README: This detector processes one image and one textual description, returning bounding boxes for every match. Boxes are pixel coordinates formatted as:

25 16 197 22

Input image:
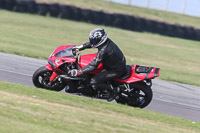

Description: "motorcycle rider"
72 28 126 101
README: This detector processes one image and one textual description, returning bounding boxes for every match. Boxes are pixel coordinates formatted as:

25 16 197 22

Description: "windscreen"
54 47 75 57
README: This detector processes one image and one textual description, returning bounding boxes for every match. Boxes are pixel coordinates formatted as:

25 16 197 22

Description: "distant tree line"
0 0 200 41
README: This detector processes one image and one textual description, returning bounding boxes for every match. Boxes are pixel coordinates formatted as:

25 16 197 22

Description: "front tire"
32 66 66 91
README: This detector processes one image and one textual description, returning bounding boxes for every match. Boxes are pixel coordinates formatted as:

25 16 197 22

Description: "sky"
107 0 200 17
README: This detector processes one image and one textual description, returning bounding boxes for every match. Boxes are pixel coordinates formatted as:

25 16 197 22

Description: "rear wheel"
32 66 66 91
116 82 153 108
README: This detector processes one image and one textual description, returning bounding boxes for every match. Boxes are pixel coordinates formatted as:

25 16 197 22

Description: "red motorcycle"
32 45 160 108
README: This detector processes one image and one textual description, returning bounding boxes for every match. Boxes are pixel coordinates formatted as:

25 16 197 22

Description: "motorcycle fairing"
114 65 160 83
79 54 104 74
49 45 75 58
49 57 76 68
45 64 54 71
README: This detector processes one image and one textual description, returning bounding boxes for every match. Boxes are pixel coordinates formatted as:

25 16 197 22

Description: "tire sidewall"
32 66 65 91
129 82 153 108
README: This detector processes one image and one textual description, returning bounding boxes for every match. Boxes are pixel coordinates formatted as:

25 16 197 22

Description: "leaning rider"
72 28 127 101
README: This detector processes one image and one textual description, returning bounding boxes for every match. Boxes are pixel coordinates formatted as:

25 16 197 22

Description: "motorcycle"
32 45 160 108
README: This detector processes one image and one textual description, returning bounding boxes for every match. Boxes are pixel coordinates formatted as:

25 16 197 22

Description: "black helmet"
89 28 108 48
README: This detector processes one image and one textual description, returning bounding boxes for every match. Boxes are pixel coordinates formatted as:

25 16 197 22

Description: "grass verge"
0 10 200 86
37 0 200 29
0 80 200 133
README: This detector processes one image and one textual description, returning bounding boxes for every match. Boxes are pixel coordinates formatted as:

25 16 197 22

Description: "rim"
129 89 146 106
38 71 62 90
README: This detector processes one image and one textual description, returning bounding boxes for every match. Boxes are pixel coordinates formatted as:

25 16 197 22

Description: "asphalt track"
0 52 200 122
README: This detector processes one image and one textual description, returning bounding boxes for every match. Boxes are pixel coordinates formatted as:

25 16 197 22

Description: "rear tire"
116 82 153 108
32 66 66 91
129 82 153 108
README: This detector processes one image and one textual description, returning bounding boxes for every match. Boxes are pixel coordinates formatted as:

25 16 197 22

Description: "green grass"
37 0 200 29
0 10 200 86
0 80 200 133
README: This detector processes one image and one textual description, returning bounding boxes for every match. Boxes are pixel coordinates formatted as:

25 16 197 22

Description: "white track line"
0 68 32 77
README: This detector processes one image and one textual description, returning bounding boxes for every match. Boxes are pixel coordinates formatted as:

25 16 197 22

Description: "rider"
72 28 127 101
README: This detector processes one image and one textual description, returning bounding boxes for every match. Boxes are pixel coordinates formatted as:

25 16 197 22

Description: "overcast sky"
108 0 200 17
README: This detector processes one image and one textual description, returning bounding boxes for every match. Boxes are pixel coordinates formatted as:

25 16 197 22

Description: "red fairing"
50 45 75 57
48 45 76 70
46 45 104 82
78 53 104 74
48 57 76 68
114 65 160 83
45 64 53 71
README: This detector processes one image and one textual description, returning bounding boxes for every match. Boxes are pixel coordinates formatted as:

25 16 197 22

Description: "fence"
0 0 200 41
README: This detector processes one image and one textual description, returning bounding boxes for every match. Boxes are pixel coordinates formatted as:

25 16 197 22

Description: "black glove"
73 45 84 51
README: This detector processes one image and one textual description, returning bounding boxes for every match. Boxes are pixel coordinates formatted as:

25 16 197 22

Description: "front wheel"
116 82 153 108
32 66 66 91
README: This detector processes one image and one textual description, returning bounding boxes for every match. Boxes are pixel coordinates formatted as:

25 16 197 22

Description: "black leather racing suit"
80 38 126 91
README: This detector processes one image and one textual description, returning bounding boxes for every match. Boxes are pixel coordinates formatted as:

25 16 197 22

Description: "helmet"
89 28 108 48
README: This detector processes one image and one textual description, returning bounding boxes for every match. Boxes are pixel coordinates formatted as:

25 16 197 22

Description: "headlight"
48 60 56 69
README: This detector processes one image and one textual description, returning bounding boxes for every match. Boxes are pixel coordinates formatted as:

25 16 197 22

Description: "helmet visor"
89 36 96 47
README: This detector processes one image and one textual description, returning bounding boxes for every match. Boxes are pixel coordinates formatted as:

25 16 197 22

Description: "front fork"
45 64 59 82
50 72 58 82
